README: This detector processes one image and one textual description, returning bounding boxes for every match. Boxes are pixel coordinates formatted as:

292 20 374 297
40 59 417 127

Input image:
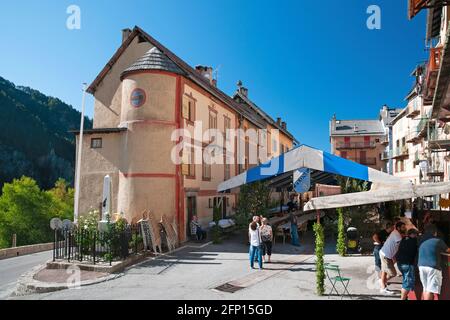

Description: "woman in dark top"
373 222 393 273
396 229 419 300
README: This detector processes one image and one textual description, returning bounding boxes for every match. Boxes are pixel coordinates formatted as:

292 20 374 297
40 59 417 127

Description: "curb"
12 263 123 297
12 252 152 297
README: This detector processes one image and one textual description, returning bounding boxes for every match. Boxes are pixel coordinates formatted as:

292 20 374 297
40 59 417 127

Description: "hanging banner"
293 168 311 193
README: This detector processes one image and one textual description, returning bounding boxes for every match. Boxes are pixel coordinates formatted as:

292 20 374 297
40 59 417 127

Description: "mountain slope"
0 76 92 189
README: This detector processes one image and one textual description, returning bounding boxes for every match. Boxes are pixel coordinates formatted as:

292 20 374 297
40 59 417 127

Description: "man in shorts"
418 224 450 300
379 221 406 295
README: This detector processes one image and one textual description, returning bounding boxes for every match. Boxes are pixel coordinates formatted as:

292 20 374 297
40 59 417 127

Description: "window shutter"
182 100 189 119
181 145 189 175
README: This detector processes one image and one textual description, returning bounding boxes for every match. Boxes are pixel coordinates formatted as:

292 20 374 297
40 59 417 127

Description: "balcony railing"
408 0 430 19
335 142 376 150
347 157 377 166
406 101 420 118
381 151 391 160
391 146 409 159
424 47 443 103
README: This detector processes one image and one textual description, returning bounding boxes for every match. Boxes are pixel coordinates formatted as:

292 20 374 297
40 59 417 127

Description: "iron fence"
52 224 143 265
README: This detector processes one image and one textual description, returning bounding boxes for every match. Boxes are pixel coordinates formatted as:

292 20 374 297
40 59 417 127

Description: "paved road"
10 232 398 300
0 251 52 299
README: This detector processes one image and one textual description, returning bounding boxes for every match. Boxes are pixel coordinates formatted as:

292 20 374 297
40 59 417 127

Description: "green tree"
337 176 370 194
336 208 346 256
46 178 74 220
235 181 271 227
0 176 72 248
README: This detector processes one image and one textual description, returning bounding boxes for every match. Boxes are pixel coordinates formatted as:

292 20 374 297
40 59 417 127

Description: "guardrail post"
12 234 17 248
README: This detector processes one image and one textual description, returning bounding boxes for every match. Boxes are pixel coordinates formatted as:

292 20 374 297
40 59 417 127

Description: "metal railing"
52 224 142 265
336 141 376 149
347 157 377 165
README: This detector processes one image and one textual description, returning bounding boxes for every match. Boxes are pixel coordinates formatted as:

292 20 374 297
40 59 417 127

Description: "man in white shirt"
379 221 406 294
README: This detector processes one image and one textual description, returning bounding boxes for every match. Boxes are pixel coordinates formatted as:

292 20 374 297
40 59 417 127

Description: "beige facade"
75 27 296 242
329 113 388 171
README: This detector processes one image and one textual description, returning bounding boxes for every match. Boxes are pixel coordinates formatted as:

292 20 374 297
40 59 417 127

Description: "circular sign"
50 218 63 230
130 88 146 108
62 219 74 231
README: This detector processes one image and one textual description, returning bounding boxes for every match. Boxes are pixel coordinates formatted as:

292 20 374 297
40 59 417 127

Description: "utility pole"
73 83 87 224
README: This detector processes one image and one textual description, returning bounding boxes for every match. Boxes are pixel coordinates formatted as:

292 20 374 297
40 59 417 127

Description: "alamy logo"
170 123 282 172
367 5 381 30
66 5 81 30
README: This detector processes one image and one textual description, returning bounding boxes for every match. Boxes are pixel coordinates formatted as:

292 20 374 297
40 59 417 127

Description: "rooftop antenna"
213 64 221 82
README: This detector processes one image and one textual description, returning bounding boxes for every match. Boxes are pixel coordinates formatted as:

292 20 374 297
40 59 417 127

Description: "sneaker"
380 288 395 295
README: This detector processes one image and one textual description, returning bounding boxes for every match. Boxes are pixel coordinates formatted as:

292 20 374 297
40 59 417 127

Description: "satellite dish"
62 219 74 231
50 218 63 230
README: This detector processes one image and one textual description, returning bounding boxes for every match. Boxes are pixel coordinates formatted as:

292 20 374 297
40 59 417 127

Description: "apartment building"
329 106 401 171
74 26 296 242
408 1 450 190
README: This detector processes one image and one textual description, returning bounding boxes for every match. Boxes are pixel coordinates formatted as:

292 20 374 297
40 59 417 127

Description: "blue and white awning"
217 144 409 192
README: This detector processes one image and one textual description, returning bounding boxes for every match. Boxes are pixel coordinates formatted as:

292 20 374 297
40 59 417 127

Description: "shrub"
313 222 325 296
336 208 346 256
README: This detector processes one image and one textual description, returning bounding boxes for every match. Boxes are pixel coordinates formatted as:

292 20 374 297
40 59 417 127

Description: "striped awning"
217 144 409 192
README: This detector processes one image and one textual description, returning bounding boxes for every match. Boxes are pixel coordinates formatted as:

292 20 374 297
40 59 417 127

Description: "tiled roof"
331 119 385 136
121 47 185 77
87 26 298 142
233 91 296 140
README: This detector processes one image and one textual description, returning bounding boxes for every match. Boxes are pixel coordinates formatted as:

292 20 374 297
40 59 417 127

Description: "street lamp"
73 83 88 224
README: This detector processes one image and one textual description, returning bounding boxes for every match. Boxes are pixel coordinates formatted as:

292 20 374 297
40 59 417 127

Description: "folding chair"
324 264 352 299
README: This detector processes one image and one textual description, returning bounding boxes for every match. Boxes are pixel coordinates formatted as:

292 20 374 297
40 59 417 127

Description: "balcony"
414 150 427 165
406 103 420 119
424 47 443 105
429 139 450 151
381 150 392 161
406 131 420 144
380 137 389 146
416 117 431 139
408 0 444 19
427 168 445 178
347 157 377 166
392 146 409 159
335 141 376 150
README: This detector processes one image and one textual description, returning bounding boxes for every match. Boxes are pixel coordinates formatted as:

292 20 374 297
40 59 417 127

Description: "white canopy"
303 181 450 211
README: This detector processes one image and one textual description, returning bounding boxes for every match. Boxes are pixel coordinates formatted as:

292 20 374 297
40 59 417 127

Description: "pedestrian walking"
249 221 263 269
288 211 300 246
395 229 418 300
260 218 273 263
379 221 407 294
372 222 394 273
418 224 450 300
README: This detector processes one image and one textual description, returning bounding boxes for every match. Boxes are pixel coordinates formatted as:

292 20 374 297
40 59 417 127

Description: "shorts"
380 251 397 277
398 264 415 291
419 266 443 294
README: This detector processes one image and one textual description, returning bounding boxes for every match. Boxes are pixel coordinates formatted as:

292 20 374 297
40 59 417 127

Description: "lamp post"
74 83 87 224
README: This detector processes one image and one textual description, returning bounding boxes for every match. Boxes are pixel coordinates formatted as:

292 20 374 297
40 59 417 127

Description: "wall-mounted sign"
130 88 146 108
293 168 311 194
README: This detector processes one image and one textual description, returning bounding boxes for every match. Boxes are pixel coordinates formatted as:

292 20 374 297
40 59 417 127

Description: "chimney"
236 80 248 97
195 65 214 85
122 28 132 43
281 122 287 130
277 118 282 126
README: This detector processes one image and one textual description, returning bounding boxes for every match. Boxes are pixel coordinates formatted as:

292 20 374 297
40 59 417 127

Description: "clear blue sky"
0 0 427 151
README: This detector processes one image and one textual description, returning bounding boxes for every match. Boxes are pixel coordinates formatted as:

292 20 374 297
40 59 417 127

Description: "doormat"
214 283 245 293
